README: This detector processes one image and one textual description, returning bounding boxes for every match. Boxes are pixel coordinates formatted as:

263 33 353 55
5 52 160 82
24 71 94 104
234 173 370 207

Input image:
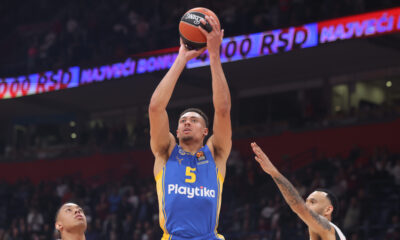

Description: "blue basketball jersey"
155 144 225 240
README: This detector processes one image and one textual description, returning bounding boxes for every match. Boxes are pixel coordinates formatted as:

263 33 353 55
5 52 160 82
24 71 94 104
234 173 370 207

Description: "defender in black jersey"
251 142 346 240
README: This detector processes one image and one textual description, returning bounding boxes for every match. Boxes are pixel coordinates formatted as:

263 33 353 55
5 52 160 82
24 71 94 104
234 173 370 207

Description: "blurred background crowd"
0 146 398 240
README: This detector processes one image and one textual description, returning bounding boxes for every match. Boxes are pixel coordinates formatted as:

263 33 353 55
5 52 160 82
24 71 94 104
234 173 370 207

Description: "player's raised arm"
199 16 232 166
251 142 335 237
148 40 205 157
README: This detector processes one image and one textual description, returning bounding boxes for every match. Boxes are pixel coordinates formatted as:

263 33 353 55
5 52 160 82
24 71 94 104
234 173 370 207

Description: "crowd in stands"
1 95 399 162
0 146 398 240
1 0 398 76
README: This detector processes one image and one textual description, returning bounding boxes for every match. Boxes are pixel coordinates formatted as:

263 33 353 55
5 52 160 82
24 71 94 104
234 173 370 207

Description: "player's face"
55 203 87 233
177 112 208 142
305 191 332 217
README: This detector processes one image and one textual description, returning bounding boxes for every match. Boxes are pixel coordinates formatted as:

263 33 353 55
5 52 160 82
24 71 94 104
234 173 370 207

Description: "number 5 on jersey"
185 167 196 183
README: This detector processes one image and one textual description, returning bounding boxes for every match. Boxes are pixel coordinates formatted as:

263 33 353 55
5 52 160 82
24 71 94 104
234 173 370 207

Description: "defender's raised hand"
251 142 279 176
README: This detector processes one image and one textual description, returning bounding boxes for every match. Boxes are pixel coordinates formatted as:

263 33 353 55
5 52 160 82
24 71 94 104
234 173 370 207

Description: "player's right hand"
178 38 205 62
198 15 223 58
251 142 279 176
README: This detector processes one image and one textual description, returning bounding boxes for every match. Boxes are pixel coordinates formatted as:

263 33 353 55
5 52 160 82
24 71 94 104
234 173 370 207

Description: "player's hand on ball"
179 38 206 62
251 142 278 175
198 16 223 57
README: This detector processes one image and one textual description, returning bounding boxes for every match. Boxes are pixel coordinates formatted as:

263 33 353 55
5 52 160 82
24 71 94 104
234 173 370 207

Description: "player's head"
305 189 338 221
55 202 87 237
177 108 209 143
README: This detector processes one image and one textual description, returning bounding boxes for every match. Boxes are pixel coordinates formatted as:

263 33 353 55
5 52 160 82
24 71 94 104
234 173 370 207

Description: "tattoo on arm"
307 208 332 230
272 176 303 206
272 175 332 231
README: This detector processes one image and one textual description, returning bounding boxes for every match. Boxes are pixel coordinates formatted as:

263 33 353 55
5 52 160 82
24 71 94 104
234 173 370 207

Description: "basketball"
179 7 221 50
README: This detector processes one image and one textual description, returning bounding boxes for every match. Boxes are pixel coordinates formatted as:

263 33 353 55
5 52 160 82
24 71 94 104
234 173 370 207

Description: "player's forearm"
149 56 186 111
271 171 333 232
210 55 231 113
270 171 305 210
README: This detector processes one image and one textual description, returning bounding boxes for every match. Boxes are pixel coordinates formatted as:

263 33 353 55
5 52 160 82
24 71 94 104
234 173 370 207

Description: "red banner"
318 7 400 43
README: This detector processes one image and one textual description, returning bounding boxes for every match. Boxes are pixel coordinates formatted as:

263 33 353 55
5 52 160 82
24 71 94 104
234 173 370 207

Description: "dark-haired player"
251 142 346 240
55 202 87 240
149 15 231 240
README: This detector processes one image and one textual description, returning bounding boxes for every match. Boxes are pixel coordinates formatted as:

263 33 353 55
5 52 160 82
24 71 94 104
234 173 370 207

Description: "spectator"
343 196 361 235
26 208 44 233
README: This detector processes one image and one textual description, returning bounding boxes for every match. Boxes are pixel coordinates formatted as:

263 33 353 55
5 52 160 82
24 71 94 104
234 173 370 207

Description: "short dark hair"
179 108 209 128
315 188 339 219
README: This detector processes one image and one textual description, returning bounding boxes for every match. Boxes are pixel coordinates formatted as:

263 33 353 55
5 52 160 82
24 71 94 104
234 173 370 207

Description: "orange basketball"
179 7 221 50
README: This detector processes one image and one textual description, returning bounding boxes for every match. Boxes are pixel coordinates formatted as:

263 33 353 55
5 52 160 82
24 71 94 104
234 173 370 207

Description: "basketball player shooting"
149 14 231 240
251 142 346 240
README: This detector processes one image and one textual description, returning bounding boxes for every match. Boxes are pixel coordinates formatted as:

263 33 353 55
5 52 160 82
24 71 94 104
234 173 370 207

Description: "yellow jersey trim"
156 167 170 238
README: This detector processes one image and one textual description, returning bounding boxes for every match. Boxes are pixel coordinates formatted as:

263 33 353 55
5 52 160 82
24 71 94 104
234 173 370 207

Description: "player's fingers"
253 148 262 158
251 142 263 156
252 147 260 156
187 46 205 57
253 144 261 154
254 144 265 156
200 17 213 33
251 142 255 150
206 15 218 32
197 25 208 37
197 47 206 54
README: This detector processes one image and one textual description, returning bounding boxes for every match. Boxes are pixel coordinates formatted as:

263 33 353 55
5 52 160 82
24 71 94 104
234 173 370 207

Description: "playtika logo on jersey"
168 184 216 198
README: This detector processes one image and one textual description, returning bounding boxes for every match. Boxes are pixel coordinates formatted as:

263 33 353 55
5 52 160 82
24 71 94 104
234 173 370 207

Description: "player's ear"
55 222 62 231
325 205 333 216
203 128 208 136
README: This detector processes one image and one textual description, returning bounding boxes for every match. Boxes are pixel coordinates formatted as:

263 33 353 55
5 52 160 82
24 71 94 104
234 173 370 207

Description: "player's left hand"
178 38 206 62
198 15 223 58
251 142 279 176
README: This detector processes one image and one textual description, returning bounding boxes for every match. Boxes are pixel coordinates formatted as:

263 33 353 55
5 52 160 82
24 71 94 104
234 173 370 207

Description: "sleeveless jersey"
330 222 346 240
155 145 225 240
309 222 346 240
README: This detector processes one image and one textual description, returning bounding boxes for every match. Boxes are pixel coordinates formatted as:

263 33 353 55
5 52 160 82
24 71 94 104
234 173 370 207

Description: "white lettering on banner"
187 23 318 69
167 184 216 199
0 67 80 99
319 12 397 43
80 58 136 85
136 53 178 74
